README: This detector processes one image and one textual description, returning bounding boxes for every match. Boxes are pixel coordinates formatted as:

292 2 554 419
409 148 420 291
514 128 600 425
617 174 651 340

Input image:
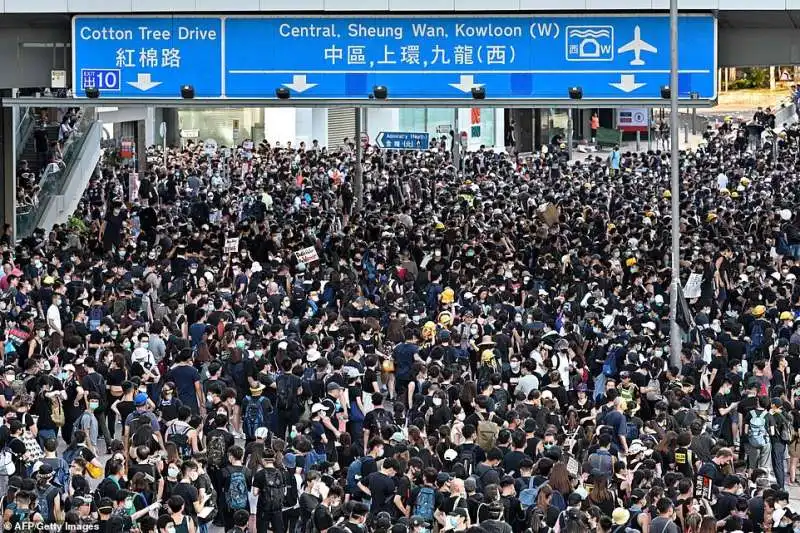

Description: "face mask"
510 362 520 371
37 331 45 339
289 428 298 440
168 466 180 478
447 517 459 530
254 350 263 358
433 398 442 406
89 401 99 411
236 340 247 349
34 261 42 269
5 374 14 382
456 413 466 422
122 341 131 350
140 342 149 350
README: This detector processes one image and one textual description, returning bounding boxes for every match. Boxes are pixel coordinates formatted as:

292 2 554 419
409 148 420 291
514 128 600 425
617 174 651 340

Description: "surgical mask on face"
4 374 14 382
236 340 247 349
510 362 520 371
140 342 149 350
447 517 459 530
122 341 131 350
254 350 263 358
290 428 298 440
433 397 442 406
37 331 45 339
34 260 42 269
168 466 180 478
456 412 466 422
89 401 99 411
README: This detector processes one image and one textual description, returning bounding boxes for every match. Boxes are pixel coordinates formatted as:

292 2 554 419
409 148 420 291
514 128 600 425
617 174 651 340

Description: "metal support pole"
453 108 461 171
692 108 697 135
354 108 364 213
636 130 641 152
684 110 689 144
669 0 682 367
647 110 653 151
567 110 574 161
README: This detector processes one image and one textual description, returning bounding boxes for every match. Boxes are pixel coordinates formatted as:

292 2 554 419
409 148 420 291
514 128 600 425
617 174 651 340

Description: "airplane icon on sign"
617 26 657 65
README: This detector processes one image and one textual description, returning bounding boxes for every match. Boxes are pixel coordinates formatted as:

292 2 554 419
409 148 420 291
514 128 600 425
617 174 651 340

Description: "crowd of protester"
0 113 800 533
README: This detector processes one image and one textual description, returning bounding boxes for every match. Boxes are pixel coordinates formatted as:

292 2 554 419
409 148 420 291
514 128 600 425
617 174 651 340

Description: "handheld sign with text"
224 237 240 254
295 246 319 264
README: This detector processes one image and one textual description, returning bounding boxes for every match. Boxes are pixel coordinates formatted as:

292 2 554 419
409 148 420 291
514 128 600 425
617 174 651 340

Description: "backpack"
226 469 249 511
93 476 121 507
130 414 154 446
43 457 70 491
413 486 436 521
207 432 227 468
276 377 296 412
243 396 266 440
36 486 54 522
476 412 499 451
457 446 477 476
50 397 65 427
626 422 640 442
748 410 768 447
370 408 395 434
346 456 375 494
749 321 766 357
602 346 621 377
73 412 92 436
779 412 795 444
491 388 510 414
304 449 325 474
262 468 285 512
588 449 613 476
167 425 192 458
89 306 104 332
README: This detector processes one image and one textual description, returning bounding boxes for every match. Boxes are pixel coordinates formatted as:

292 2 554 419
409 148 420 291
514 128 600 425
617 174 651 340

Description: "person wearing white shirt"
46 293 62 336
717 171 728 190
515 360 540 397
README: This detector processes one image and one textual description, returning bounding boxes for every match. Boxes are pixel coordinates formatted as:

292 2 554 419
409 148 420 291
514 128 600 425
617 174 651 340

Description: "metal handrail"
14 107 35 160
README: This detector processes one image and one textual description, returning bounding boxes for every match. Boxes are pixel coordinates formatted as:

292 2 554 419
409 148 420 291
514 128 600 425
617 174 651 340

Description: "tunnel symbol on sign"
565 26 614 61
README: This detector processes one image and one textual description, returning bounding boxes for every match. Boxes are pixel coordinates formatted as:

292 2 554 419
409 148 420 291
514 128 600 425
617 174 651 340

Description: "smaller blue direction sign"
376 132 430 150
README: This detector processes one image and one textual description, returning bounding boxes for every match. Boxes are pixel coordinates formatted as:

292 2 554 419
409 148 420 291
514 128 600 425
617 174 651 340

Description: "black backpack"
276 376 297 412
130 414 154 447
262 468 285 513
167 424 192 458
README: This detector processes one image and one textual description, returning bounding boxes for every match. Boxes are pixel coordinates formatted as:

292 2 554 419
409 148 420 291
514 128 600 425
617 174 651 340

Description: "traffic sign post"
376 132 430 150
73 15 716 102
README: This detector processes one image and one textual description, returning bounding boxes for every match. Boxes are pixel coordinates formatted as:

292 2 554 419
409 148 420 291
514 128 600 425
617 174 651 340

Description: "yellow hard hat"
422 321 437 341
753 305 766 317
740 177 751 187
663 190 671 198
720 188 730 195
440 287 455 304
707 212 718 222
437 311 453 326
626 257 637 267
731 191 739 198
434 222 445 231
481 349 495 363
780 311 793 321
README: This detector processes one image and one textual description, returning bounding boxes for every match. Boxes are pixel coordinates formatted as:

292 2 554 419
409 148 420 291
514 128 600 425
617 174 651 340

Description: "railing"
16 115 95 237
14 107 35 160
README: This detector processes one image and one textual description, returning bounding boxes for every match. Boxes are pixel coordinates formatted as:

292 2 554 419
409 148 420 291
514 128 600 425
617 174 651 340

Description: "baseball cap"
310 403 326 414
410 516 431 528
326 382 343 392
254 427 270 440
134 392 148 406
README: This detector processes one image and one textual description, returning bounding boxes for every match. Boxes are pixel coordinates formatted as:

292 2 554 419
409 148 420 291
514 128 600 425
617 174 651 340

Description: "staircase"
18 124 60 176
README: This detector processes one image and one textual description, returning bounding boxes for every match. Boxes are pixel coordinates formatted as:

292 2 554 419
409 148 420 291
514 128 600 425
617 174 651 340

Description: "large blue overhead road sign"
73 17 222 98
73 15 716 101
226 15 715 100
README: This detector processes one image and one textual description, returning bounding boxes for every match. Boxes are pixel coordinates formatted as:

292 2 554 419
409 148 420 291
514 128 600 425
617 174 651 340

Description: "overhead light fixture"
568 86 583 100
85 87 100 99
660 86 671 99
471 87 485 100
180 85 195 99
276 87 290 99
373 85 388 99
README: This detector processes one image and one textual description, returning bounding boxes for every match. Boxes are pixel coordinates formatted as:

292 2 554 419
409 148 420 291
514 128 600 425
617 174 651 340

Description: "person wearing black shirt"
358 458 399 516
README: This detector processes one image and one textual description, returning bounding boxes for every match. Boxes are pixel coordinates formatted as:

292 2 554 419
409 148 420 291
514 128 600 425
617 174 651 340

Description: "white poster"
295 246 320 264
224 237 240 254
683 272 703 299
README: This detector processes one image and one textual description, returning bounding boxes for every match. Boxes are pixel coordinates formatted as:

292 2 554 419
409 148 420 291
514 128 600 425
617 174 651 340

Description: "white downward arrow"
609 74 646 93
127 73 162 92
283 74 317 93
449 74 483 93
